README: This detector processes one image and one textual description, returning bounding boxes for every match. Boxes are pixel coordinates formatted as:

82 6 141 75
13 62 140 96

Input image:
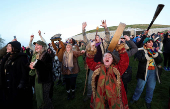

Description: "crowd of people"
0 20 170 109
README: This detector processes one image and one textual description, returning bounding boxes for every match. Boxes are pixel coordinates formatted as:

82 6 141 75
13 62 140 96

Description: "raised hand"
144 30 149 35
12 38 17 42
124 35 130 41
38 30 41 36
30 35 34 41
100 20 107 29
82 22 87 30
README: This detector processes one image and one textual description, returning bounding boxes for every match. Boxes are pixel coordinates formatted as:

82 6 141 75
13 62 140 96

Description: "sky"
0 0 169 46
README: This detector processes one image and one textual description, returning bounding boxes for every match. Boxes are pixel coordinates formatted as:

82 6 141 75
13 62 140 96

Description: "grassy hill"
76 24 170 35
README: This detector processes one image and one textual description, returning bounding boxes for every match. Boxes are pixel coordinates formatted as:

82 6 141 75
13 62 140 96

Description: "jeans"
87 70 93 97
132 70 157 103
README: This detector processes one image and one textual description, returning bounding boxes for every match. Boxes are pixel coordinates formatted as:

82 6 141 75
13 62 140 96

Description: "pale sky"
0 0 169 46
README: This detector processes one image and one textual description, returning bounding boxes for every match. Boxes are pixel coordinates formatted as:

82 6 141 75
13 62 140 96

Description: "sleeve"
136 35 146 48
114 48 129 76
73 51 84 58
136 50 148 62
34 53 53 82
19 56 30 85
51 41 58 51
82 29 89 45
163 32 168 44
29 40 35 51
86 56 98 71
153 53 163 65
104 27 110 44
40 35 47 46
59 41 66 51
127 40 138 57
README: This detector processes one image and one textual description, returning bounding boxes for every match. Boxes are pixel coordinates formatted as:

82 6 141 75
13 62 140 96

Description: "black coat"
34 52 53 84
0 52 31 109
163 32 170 53
135 49 163 82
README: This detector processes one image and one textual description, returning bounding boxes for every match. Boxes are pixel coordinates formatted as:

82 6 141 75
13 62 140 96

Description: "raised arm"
59 40 66 51
51 41 58 51
38 30 47 46
114 44 129 76
124 35 138 57
29 35 35 51
82 22 89 45
100 20 110 44
85 41 98 71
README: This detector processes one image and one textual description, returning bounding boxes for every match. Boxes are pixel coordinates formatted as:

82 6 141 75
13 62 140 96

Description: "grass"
33 55 170 109
76 24 170 35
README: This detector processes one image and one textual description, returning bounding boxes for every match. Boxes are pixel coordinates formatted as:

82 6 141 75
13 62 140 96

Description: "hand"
82 22 87 30
29 62 35 69
38 30 41 36
155 47 159 51
100 20 107 29
26 46 29 49
12 38 17 42
18 83 25 89
81 50 85 54
30 35 34 41
118 39 121 44
144 30 149 35
124 35 130 41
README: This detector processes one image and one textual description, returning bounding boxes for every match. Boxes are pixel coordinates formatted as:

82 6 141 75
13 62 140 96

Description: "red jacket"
86 48 129 109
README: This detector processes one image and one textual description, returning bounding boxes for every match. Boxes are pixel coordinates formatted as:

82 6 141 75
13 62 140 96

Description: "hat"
143 38 154 44
8 41 21 51
33 40 47 47
120 36 125 39
50 34 62 41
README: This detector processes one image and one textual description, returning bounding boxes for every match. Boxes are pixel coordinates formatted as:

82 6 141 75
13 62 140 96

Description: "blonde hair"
35 46 47 59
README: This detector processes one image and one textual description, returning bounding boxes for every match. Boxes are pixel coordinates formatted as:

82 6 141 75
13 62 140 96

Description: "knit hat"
8 41 21 51
33 40 47 47
143 38 154 44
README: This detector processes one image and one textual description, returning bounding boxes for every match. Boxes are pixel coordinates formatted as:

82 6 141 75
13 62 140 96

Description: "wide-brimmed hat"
33 40 47 47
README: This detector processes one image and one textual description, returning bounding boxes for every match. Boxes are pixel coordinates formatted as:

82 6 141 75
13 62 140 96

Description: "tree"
0 35 5 49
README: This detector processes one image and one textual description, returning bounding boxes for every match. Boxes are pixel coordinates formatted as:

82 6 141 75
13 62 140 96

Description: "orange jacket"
52 41 65 62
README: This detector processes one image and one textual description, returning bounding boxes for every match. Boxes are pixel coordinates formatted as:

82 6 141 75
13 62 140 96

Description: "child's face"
103 53 113 68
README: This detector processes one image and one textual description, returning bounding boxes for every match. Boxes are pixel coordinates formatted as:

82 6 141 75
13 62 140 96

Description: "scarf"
144 46 158 56
92 64 123 109
63 50 74 71
96 42 101 47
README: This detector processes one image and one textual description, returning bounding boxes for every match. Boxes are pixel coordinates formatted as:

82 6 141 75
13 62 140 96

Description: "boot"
71 91 75 99
67 93 70 100
67 90 70 100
